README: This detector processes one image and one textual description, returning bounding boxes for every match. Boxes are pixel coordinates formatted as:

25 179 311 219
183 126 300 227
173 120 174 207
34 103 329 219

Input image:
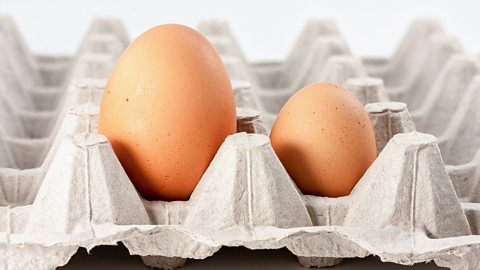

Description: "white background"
0 1 472 269
0 0 479 61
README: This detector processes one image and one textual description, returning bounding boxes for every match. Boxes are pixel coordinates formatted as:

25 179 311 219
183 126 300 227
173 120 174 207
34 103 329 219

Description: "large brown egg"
270 83 376 197
98 24 237 201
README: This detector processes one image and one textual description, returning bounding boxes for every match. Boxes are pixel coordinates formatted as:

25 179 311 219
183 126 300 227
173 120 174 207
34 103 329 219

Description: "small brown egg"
270 83 377 197
98 24 237 201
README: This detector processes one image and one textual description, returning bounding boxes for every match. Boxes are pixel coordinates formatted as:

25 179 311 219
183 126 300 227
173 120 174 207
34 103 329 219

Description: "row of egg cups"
0 53 114 134
0 35 127 170
0 24 124 128
0 30 125 111
2 95 480 269
0 25 125 121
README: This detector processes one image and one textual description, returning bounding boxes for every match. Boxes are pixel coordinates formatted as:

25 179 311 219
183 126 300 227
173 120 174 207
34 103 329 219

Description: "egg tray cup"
1 17 480 270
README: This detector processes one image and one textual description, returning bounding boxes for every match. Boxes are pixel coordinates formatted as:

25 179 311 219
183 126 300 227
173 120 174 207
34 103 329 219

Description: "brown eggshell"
270 83 377 197
98 24 237 201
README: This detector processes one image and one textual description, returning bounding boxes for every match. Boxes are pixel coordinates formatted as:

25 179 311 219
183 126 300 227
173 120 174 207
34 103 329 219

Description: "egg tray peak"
1 16 480 270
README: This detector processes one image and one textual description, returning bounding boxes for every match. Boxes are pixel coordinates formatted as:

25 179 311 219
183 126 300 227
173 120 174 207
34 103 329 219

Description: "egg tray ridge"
1 17 480 270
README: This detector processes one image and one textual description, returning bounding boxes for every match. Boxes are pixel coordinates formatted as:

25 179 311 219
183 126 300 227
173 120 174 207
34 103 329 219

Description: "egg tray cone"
1 16 480 270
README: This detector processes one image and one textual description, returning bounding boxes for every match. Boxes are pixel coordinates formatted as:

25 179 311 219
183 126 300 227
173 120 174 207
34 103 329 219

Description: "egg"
98 24 237 201
270 83 376 197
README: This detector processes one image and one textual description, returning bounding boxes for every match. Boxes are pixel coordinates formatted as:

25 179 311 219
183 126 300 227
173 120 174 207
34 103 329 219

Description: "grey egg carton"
1 16 480 270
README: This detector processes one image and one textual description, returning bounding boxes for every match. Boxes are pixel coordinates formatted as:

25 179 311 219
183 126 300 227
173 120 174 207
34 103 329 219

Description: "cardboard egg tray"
1 16 480 270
